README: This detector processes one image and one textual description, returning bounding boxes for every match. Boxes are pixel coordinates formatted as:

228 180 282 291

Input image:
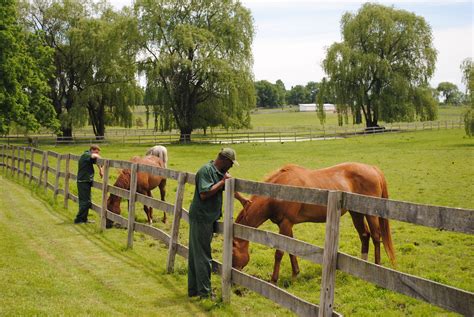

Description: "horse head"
107 194 121 215
232 201 253 270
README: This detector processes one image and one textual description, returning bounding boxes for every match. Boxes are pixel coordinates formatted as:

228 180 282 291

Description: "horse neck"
235 196 270 228
115 171 130 189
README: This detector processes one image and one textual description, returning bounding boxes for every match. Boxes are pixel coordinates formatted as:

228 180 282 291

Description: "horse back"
266 162 385 198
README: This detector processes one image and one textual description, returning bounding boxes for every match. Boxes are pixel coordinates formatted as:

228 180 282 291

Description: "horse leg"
349 211 371 261
271 221 299 283
365 215 382 264
146 190 153 225
159 179 167 223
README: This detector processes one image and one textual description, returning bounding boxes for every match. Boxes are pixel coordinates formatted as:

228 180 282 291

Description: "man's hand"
99 166 104 179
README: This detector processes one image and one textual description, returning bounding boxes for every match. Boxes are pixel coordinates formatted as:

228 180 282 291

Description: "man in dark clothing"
187 148 249 299
74 145 103 224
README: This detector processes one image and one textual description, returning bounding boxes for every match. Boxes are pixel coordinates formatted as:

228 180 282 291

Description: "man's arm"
200 177 227 200
91 153 104 178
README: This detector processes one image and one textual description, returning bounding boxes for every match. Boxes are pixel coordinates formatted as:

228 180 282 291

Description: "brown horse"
106 155 167 228
232 162 396 283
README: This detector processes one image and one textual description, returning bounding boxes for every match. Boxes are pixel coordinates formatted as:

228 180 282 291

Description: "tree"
461 58 473 136
320 3 437 127
71 6 140 137
0 0 59 135
275 79 286 106
437 82 461 105
305 81 319 103
135 0 255 142
287 85 308 105
255 80 280 108
22 0 138 138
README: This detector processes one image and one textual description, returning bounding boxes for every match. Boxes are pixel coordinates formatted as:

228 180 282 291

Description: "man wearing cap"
74 145 103 224
188 147 249 299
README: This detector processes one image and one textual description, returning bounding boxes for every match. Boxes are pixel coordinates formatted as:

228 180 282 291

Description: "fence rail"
0 120 465 146
0 144 473 316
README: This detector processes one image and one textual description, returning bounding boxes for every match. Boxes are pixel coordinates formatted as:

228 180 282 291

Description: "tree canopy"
437 82 462 105
135 0 255 142
23 0 140 138
320 3 438 127
0 0 59 135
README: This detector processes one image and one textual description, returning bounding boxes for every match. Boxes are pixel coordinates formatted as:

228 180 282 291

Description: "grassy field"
1 128 473 316
69 105 468 134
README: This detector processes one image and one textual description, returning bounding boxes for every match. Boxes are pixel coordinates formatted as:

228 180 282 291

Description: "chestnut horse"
232 162 396 283
106 155 167 228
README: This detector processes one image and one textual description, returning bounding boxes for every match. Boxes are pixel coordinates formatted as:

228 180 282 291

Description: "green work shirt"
189 161 225 223
77 150 97 182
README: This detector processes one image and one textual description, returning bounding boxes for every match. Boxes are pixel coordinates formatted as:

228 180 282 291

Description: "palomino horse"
106 155 167 228
232 162 396 283
146 145 168 168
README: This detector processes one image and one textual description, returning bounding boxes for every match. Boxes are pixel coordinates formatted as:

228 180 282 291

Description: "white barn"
299 103 336 113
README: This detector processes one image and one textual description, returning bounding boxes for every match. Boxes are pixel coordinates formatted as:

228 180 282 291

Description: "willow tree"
135 0 255 142
71 7 140 137
1 0 59 135
320 3 437 128
22 0 139 138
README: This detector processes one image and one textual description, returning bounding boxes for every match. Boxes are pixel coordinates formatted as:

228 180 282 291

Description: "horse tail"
378 170 397 267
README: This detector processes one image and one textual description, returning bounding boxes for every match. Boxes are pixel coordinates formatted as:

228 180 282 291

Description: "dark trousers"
188 220 214 297
74 181 92 223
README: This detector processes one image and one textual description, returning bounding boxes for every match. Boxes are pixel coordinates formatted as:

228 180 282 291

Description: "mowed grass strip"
0 175 294 316
0 175 204 316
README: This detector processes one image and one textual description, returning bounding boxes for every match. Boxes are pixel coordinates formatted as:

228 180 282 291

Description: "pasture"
1 128 473 316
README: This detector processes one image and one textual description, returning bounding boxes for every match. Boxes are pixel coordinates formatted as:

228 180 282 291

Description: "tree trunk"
59 127 73 142
179 127 192 143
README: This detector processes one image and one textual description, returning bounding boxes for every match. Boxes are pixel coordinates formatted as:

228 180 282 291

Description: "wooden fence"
0 144 473 316
0 119 465 146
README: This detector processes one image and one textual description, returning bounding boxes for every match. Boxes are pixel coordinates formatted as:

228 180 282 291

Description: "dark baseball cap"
219 148 239 166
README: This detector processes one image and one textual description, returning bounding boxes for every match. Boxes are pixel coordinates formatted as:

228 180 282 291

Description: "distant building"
298 103 336 113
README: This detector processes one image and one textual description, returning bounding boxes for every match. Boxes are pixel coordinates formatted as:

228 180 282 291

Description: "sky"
110 0 473 91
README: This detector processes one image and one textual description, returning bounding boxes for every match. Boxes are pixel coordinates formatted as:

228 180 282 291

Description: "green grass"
69 104 468 133
2 128 473 316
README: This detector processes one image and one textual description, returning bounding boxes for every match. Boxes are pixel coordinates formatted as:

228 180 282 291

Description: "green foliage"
255 80 282 108
321 3 437 127
460 58 474 136
437 82 463 105
135 0 256 142
286 85 308 105
21 0 139 137
0 0 59 135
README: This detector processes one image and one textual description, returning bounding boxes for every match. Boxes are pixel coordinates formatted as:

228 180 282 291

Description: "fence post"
29 148 34 183
127 163 138 249
100 160 110 231
22 147 27 181
44 151 49 191
11 146 15 176
222 177 235 303
17 146 21 177
64 154 70 209
1 144 5 173
54 154 62 199
318 191 342 317
166 172 188 273
38 151 46 185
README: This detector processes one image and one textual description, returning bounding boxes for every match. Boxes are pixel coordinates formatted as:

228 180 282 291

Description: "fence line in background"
0 120 465 146
0 144 472 316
